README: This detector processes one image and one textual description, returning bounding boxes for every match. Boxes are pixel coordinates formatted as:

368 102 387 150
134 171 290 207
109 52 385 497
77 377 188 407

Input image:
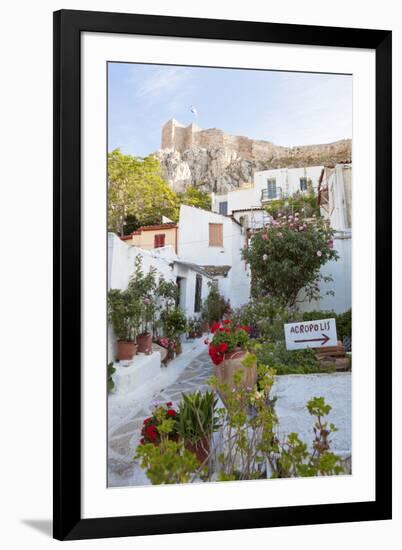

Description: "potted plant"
137 297 155 354
177 391 220 463
139 402 179 445
128 257 157 354
207 320 257 392
201 282 231 329
108 288 141 361
161 307 187 356
187 317 198 340
195 319 206 338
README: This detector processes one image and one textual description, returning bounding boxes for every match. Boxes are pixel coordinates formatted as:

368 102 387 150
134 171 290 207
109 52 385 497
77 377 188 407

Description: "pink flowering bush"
242 215 338 306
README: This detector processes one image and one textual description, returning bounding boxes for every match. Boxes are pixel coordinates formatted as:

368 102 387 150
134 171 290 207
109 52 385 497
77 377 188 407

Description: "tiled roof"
136 223 178 231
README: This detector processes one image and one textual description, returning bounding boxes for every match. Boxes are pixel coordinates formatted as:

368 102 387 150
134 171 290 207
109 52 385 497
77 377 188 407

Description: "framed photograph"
53 9 392 541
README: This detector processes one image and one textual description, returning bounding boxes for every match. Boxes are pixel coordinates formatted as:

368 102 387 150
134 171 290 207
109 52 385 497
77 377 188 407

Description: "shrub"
201 282 231 324
336 308 352 340
242 216 338 307
161 307 187 339
302 308 352 341
255 341 320 375
231 297 302 342
264 189 320 220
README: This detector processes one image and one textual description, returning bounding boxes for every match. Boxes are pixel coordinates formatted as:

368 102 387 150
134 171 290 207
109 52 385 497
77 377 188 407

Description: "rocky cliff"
156 122 351 193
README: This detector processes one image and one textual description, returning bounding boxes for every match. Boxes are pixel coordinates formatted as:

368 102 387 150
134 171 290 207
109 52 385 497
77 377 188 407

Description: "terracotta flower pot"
214 348 257 391
136 332 153 355
185 437 210 464
117 341 137 361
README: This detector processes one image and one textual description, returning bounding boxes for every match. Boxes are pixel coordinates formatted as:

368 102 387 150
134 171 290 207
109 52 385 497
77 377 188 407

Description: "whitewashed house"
108 233 214 361
300 163 352 313
212 166 324 230
211 165 352 314
177 205 251 308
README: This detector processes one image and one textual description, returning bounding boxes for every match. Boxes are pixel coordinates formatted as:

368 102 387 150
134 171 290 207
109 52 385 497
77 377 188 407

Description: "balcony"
261 188 284 202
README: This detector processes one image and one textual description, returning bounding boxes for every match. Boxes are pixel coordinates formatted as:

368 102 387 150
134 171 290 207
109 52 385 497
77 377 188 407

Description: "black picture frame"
53 9 392 541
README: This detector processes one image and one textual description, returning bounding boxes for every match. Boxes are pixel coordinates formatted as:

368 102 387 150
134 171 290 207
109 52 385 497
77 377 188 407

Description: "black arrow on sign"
294 333 330 346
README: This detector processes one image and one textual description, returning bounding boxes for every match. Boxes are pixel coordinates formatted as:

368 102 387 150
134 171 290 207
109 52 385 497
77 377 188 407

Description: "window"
219 201 228 215
300 177 308 191
194 275 202 313
154 234 165 248
209 223 223 247
267 178 277 199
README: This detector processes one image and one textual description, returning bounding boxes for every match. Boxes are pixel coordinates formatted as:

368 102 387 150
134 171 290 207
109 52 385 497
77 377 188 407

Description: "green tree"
177 185 212 211
108 149 179 234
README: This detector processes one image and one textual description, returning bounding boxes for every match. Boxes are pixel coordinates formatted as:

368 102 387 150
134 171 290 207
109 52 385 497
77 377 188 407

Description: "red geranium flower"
167 409 176 417
166 402 172 407
145 425 158 441
143 417 152 425
219 342 228 353
223 319 231 325
210 322 220 333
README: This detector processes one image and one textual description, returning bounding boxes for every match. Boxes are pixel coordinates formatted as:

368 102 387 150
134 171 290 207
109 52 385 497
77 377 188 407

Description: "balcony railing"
261 188 284 202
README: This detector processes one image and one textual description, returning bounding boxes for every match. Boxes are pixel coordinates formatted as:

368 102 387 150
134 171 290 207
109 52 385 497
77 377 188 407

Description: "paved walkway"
108 349 213 487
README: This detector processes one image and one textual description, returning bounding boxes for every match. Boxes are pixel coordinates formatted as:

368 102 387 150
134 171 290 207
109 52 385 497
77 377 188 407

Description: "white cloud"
133 66 192 99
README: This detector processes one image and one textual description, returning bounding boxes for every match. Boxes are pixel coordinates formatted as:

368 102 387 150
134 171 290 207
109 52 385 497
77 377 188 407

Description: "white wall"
108 235 212 359
254 166 324 200
178 205 251 307
299 231 352 314
212 166 324 215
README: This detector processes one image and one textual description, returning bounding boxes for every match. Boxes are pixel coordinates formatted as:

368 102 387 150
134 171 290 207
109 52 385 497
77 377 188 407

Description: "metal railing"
261 187 284 201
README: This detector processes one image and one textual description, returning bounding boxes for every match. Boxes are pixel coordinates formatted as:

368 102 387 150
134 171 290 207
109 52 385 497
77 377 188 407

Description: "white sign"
284 318 338 351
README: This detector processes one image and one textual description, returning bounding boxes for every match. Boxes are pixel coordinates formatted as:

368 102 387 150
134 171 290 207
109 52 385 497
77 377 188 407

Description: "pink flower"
261 234 268 240
299 226 304 231
316 250 322 257
327 240 334 249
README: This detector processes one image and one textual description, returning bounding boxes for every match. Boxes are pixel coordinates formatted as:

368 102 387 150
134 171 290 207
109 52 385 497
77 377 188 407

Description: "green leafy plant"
255 341 321 375
107 362 116 393
108 150 179 234
209 366 344 481
231 297 302 341
273 397 343 477
264 189 320 220
127 256 157 334
302 308 351 341
242 215 338 307
201 282 231 325
177 185 212 211
161 307 187 339
135 439 200 485
177 391 221 445
107 288 142 341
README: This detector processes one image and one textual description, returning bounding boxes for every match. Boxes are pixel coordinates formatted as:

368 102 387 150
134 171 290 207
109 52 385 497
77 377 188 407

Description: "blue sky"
108 62 352 157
